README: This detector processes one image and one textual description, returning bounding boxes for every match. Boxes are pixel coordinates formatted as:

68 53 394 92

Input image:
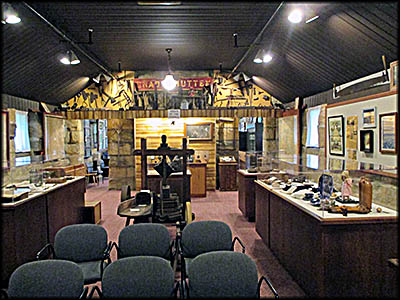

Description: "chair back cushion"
8 259 84 298
54 224 108 262
118 223 171 259
188 251 258 298
181 221 232 257
102 256 175 298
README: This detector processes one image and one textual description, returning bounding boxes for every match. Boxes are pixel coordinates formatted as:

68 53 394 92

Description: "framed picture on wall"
359 130 374 153
184 122 214 141
328 115 344 156
362 107 377 128
379 112 397 154
390 60 398 90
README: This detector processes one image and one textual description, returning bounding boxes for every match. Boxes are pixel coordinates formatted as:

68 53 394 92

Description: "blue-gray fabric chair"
8 259 87 298
179 221 245 285
186 251 278 298
98 256 178 298
114 223 173 261
37 224 112 285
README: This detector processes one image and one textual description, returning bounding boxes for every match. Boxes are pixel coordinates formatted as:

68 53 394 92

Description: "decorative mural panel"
63 71 278 111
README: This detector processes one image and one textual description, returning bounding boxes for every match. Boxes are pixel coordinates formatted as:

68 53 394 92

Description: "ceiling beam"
22 1 117 80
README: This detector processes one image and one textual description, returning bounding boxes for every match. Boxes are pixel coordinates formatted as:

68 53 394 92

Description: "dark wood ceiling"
1 1 397 104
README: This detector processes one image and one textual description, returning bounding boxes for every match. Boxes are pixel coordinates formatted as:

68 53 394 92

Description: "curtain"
14 111 31 152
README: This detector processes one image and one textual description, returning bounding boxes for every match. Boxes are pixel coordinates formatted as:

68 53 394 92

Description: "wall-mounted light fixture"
2 2 21 24
288 9 303 23
161 48 178 91
59 50 80 65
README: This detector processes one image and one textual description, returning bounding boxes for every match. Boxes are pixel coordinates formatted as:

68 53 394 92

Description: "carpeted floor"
86 179 306 298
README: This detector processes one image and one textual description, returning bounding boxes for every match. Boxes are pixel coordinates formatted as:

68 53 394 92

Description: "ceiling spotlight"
60 50 80 65
263 53 273 63
253 49 264 64
2 3 21 24
288 9 303 23
161 48 178 91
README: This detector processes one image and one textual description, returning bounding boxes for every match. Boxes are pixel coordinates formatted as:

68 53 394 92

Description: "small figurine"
341 170 352 201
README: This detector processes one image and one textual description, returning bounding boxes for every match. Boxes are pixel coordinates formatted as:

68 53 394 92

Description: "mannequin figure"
341 170 352 201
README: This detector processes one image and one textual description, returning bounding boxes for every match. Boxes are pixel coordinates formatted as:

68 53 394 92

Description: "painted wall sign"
134 77 213 91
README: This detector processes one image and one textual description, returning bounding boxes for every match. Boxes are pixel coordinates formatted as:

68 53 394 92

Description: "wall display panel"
44 113 65 161
327 92 397 168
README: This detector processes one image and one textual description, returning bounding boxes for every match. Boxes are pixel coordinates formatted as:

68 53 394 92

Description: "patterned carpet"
86 179 306 298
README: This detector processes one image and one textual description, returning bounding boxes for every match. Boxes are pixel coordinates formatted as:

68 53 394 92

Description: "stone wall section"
107 119 135 190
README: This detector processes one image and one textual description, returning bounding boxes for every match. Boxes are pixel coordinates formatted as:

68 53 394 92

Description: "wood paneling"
63 108 282 120
218 162 237 191
188 162 207 197
255 184 269 246
135 118 216 191
47 178 86 244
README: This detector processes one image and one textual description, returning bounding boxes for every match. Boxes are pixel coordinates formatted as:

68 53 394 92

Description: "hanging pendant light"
60 50 80 65
161 48 178 91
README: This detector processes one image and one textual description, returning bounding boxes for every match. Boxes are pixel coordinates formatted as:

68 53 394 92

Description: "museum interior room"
1 1 398 298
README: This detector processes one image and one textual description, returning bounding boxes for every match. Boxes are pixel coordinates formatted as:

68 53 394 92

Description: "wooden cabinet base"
255 181 398 297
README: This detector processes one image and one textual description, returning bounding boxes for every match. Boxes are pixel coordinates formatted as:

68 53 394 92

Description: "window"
14 110 31 166
306 107 321 148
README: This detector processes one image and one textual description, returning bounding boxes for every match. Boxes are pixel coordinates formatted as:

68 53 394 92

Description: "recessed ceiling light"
288 9 303 23
305 15 319 23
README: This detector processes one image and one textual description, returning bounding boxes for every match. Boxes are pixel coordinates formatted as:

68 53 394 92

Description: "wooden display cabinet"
218 157 237 191
188 161 207 197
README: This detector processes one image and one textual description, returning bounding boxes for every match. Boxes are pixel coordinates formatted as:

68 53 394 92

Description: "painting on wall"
328 157 345 170
379 112 397 154
346 116 358 149
184 122 214 141
359 130 374 153
328 115 344 156
362 107 377 128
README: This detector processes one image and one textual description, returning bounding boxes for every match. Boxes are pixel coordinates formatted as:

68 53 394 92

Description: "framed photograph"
184 122 214 141
362 107 377 128
2 111 10 169
379 112 397 154
328 115 344 156
359 130 374 153
390 60 398 90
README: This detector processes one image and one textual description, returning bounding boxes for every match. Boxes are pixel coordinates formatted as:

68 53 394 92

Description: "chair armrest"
1 288 8 299
36 243 55 260
232 236 245 253
173 281 180 298
79 286 89 299
257 276 279 298
88 285 102 298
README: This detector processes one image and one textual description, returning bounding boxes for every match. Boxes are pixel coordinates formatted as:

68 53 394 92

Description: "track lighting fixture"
253 49 273 64
2 3 21 24
59 50 80 65
161 48 178 91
